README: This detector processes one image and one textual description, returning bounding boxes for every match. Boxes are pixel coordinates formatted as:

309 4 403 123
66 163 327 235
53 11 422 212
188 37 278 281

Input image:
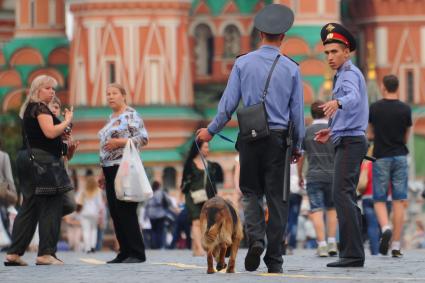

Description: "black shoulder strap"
284 54 299 65
236 53 247 59
21 118 34 160
262 54 281 101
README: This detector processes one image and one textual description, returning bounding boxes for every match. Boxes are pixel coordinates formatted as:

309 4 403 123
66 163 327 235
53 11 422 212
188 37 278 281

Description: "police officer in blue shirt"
197 4 304 274
315 23 368 267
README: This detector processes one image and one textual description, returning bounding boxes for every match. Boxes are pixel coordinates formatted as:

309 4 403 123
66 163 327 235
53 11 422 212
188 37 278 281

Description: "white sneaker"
317 245 328 257
328 242 338 257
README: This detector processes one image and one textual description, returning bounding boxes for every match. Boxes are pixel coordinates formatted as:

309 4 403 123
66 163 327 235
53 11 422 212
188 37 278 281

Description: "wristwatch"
336 99 342 109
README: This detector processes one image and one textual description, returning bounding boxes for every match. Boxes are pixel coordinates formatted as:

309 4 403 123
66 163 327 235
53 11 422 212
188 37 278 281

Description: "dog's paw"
207 268 215 274
216 262 227 271
226 268 235 273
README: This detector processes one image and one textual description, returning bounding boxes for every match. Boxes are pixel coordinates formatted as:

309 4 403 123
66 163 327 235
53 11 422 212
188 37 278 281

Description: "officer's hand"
319 100 339 118
314 128 331 144
196 128 213 142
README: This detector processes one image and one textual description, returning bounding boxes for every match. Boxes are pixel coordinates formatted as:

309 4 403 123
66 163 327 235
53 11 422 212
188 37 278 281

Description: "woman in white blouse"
98 83 148 264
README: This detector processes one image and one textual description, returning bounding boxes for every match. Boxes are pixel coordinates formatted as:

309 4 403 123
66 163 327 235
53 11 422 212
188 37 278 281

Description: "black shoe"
107 254 127 264
268 266 283 273
327 258 364 267
122 257 146 264
391 249 403 258
244 241 264 272
379 229 392 255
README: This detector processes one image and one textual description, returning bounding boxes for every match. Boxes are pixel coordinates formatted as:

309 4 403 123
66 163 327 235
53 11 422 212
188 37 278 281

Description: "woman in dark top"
181 140 218 256
4 75 73 266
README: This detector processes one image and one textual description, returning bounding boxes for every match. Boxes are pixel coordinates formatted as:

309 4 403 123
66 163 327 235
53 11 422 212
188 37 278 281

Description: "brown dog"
200 196 243 274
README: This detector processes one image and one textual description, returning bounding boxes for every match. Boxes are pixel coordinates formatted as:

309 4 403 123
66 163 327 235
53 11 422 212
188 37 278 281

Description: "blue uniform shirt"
207 45 305 149
330 59 368 143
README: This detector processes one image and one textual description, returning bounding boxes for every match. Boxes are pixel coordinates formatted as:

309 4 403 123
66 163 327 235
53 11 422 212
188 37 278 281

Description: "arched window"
250 28 260 50
162 167 177 190
30 0 36 27
194 24 214 76
223 25 241 58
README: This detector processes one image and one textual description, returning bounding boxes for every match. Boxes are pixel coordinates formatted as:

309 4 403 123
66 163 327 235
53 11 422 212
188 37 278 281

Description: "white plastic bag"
114 139 153 202
0 218 11 247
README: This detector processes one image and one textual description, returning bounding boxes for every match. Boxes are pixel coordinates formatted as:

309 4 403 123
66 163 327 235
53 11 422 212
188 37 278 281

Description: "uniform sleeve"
128 112 149 150
207 63 242 135
289 68 305 150
338 71 361 110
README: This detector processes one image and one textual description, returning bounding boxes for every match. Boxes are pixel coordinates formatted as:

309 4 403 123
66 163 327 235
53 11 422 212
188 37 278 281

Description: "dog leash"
194 133 235 198
195 140 217 198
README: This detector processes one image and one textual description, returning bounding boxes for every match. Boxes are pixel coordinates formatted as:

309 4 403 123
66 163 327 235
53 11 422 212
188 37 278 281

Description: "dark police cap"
254 4 294 35
321 23 356 52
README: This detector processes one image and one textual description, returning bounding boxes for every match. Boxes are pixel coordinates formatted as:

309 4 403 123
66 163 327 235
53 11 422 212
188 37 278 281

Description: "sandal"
4 255 28 267
36 255 64 265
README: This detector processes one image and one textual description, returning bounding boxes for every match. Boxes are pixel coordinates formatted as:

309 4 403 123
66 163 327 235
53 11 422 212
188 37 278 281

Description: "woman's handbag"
190 189 208 204
22 122 73 196
190 163 209 204
115 139 153 202
30 152 74 195
236 54 280 142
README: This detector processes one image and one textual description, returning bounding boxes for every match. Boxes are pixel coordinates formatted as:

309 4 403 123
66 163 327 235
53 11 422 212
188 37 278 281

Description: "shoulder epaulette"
344 64 352 71
236 53 247 59
283 54 299 65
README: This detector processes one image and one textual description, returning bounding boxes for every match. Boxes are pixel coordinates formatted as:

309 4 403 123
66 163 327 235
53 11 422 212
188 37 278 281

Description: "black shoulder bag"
236 54 280 142
23 120 73 196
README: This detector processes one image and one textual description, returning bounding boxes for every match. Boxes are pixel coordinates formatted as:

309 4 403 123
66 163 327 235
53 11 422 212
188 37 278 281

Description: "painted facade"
0 0 69 113
344 0 425 135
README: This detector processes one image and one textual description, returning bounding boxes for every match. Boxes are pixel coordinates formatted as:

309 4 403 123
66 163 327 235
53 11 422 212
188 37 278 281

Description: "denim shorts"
306 182 335 212
372 155 408 201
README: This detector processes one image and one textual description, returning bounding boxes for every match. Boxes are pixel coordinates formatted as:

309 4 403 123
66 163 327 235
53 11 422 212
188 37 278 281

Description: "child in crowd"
76 169 105 253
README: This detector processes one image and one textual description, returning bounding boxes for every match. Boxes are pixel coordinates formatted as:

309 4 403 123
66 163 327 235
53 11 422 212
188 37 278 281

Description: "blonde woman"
98 83 148 264
4 75 73 266
77 169 105 253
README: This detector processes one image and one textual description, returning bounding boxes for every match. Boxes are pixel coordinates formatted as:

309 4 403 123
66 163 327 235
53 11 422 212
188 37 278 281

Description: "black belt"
270 129 288 135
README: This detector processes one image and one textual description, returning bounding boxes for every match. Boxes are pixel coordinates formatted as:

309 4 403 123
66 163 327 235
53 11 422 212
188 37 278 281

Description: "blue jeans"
286 193 302 249
362 198 380 255
373 155 408 201
306 182 334 212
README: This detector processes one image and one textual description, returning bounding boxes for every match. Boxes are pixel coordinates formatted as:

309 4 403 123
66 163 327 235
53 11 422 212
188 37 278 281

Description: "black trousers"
103 165 146 260
238 131 289 269
333 136 367 259
8 149 63 256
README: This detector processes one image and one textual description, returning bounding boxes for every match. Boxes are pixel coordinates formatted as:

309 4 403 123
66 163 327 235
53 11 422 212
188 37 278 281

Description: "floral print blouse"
98 106 148 167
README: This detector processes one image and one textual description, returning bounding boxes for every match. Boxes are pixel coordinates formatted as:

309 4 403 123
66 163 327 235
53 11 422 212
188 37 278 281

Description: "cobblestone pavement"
1 249 425 283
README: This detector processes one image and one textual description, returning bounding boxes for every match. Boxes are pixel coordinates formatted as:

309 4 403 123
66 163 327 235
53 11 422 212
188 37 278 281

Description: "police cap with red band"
320 23 356 52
